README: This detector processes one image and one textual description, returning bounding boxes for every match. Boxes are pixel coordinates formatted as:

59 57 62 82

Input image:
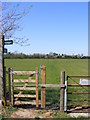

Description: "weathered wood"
0 35 2 110
13 71 35 75
12 69 39 106
8 68 13 106
15 83 28 101
60 71 65 112
14 79 35 83
29 77 36 83
14 101 36 105
36 67 39 108
41 84 65 88
14 87 36 91
1 35 6 108
14 94 36 98
14 84 36 87
4 67 6 106
41 65 46 108
14 84 65 87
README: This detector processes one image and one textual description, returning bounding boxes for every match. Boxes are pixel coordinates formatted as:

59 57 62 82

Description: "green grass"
5 59 88 110
5 59 88 84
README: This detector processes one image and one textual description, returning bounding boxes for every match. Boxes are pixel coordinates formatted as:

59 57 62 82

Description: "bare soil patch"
11 108 53 118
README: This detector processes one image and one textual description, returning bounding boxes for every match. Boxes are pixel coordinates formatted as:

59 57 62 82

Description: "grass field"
5 59 88 110
5 59 88 83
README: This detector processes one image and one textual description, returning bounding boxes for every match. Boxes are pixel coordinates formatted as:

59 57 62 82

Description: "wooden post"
4 66 6 106
60 71 65 112
0 34 2 111
8 68 13 106
1 34 6 107
41 65 46 108
36 67 39 108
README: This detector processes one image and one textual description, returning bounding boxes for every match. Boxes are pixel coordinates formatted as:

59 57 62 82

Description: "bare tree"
0 3 32 110
0 2 32 45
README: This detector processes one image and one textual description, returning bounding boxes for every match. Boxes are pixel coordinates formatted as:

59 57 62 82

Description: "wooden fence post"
36 67 39 108
1 34 6 107
60 71 65 112
41 65 46 108
8 68 13 106
4 66 6 106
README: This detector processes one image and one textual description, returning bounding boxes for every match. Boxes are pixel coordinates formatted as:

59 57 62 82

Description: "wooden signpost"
1 34 13 107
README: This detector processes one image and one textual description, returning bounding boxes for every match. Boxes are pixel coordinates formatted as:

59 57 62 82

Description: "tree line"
4 52 89 59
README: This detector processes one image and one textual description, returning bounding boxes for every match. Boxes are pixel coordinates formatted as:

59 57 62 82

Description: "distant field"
5 59 88 84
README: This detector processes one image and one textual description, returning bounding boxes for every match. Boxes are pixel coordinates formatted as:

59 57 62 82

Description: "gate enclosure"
8 67 39 108
7 65 66 112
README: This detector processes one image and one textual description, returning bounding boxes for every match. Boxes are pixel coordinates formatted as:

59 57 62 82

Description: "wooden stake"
4 66 6 106
0 35 2 111
8 68 13 106
60 71 65 112
41 65 46 108
36 67 39 108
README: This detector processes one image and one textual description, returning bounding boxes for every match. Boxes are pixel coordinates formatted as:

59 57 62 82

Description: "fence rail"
67 75 90 112
14 94 36 98
41 84 65 88
68 76 90 78
14 79 35 83
14 87 36 91
13 71 36 75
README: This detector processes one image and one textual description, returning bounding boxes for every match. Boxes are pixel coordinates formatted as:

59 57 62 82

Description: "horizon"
6 51 88 56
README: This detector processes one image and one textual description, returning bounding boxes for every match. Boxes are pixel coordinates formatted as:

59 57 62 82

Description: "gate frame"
40 65 65 112
66 75 90 112
8 67 39 107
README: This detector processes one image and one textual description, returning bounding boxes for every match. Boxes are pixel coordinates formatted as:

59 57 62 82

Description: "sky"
5 2 88 55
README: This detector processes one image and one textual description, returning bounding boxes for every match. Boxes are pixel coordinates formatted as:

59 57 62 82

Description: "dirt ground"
10 108 90 118
2 104 90 119
10 108 53 118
